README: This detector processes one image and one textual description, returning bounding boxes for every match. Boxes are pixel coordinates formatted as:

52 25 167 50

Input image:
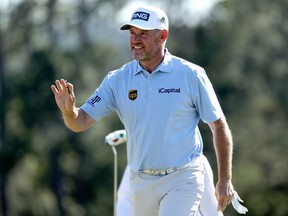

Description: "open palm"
51 79 76 114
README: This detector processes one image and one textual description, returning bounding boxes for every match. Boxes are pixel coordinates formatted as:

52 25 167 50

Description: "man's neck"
140 49 165 73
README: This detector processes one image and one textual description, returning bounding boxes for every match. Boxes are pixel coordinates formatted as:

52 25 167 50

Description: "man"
51 5 234 216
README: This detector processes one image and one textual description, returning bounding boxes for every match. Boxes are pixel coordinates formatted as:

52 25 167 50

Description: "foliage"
0 0 287 215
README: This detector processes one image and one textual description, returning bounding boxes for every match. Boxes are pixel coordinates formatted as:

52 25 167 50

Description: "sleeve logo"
88 95 101 106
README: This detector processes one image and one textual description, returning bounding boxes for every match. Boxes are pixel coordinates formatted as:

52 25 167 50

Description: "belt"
139 156 200 176
140 167 177 176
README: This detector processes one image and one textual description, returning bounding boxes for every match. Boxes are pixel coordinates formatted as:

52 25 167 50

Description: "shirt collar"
133 49 173 76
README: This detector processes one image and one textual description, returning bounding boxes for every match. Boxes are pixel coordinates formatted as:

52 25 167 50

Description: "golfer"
51 5 235 216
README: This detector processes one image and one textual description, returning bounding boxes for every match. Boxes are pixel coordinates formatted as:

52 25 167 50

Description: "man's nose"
131 35 141 42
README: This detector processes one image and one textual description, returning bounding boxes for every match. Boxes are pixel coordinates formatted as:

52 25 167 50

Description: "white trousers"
117 155 223 216
198 156 224 216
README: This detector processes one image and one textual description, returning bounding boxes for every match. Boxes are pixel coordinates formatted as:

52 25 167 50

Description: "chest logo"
128 89 137 100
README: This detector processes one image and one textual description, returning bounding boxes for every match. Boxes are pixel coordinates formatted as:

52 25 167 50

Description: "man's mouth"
133 46 144 50
134 46 143 49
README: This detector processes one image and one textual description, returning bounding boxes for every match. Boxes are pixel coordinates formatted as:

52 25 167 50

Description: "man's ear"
161 29 169 41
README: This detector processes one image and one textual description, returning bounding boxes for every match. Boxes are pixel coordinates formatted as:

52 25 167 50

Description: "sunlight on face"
129 27 162 62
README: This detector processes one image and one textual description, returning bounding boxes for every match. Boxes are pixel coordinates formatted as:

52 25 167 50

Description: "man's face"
129 27 162 62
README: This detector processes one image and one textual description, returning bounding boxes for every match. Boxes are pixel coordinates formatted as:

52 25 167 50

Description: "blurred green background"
0 0 287 215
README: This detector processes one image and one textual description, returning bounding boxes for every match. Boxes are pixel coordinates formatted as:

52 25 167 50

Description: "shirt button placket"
147 76 153 100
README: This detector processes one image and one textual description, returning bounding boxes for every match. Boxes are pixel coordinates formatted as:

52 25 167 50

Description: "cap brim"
120 24 131 30
120 21 157 31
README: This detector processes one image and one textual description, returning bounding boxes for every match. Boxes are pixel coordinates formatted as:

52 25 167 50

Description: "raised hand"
51 79 76 115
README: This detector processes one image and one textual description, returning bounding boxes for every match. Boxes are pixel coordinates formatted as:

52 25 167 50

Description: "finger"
60 79 67 86
51 85 59 94
227 196 233 204
61 79 73 94
217 196 228 210
217 199 222 211
215 191 219 200
223 201 229 206
55 80 64 91
218 202 227 212
226 192 234 204
221 205 227 212
60 79 68 91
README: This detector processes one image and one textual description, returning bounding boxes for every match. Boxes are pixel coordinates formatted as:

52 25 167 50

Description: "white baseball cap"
120 6 169 31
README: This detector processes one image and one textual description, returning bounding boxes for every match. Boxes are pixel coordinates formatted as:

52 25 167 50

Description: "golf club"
105 130 127 216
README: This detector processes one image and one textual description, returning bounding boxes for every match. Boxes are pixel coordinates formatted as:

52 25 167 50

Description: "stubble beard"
132 45 159 62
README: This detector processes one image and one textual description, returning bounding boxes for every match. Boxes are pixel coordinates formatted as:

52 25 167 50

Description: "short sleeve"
193 69 223 123
81 73 116 121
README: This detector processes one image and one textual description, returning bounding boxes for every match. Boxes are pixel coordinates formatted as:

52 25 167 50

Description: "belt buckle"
166 167 176 174
143 167 176 176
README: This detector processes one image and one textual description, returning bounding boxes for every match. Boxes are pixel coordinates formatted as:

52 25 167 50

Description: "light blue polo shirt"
81 50 223 172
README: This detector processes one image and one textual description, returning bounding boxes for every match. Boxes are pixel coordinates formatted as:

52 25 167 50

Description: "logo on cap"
128 89 138 100
160 17 165 23
131 11 150 21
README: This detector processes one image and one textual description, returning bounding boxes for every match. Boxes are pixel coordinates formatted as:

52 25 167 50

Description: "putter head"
105 129 126 146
